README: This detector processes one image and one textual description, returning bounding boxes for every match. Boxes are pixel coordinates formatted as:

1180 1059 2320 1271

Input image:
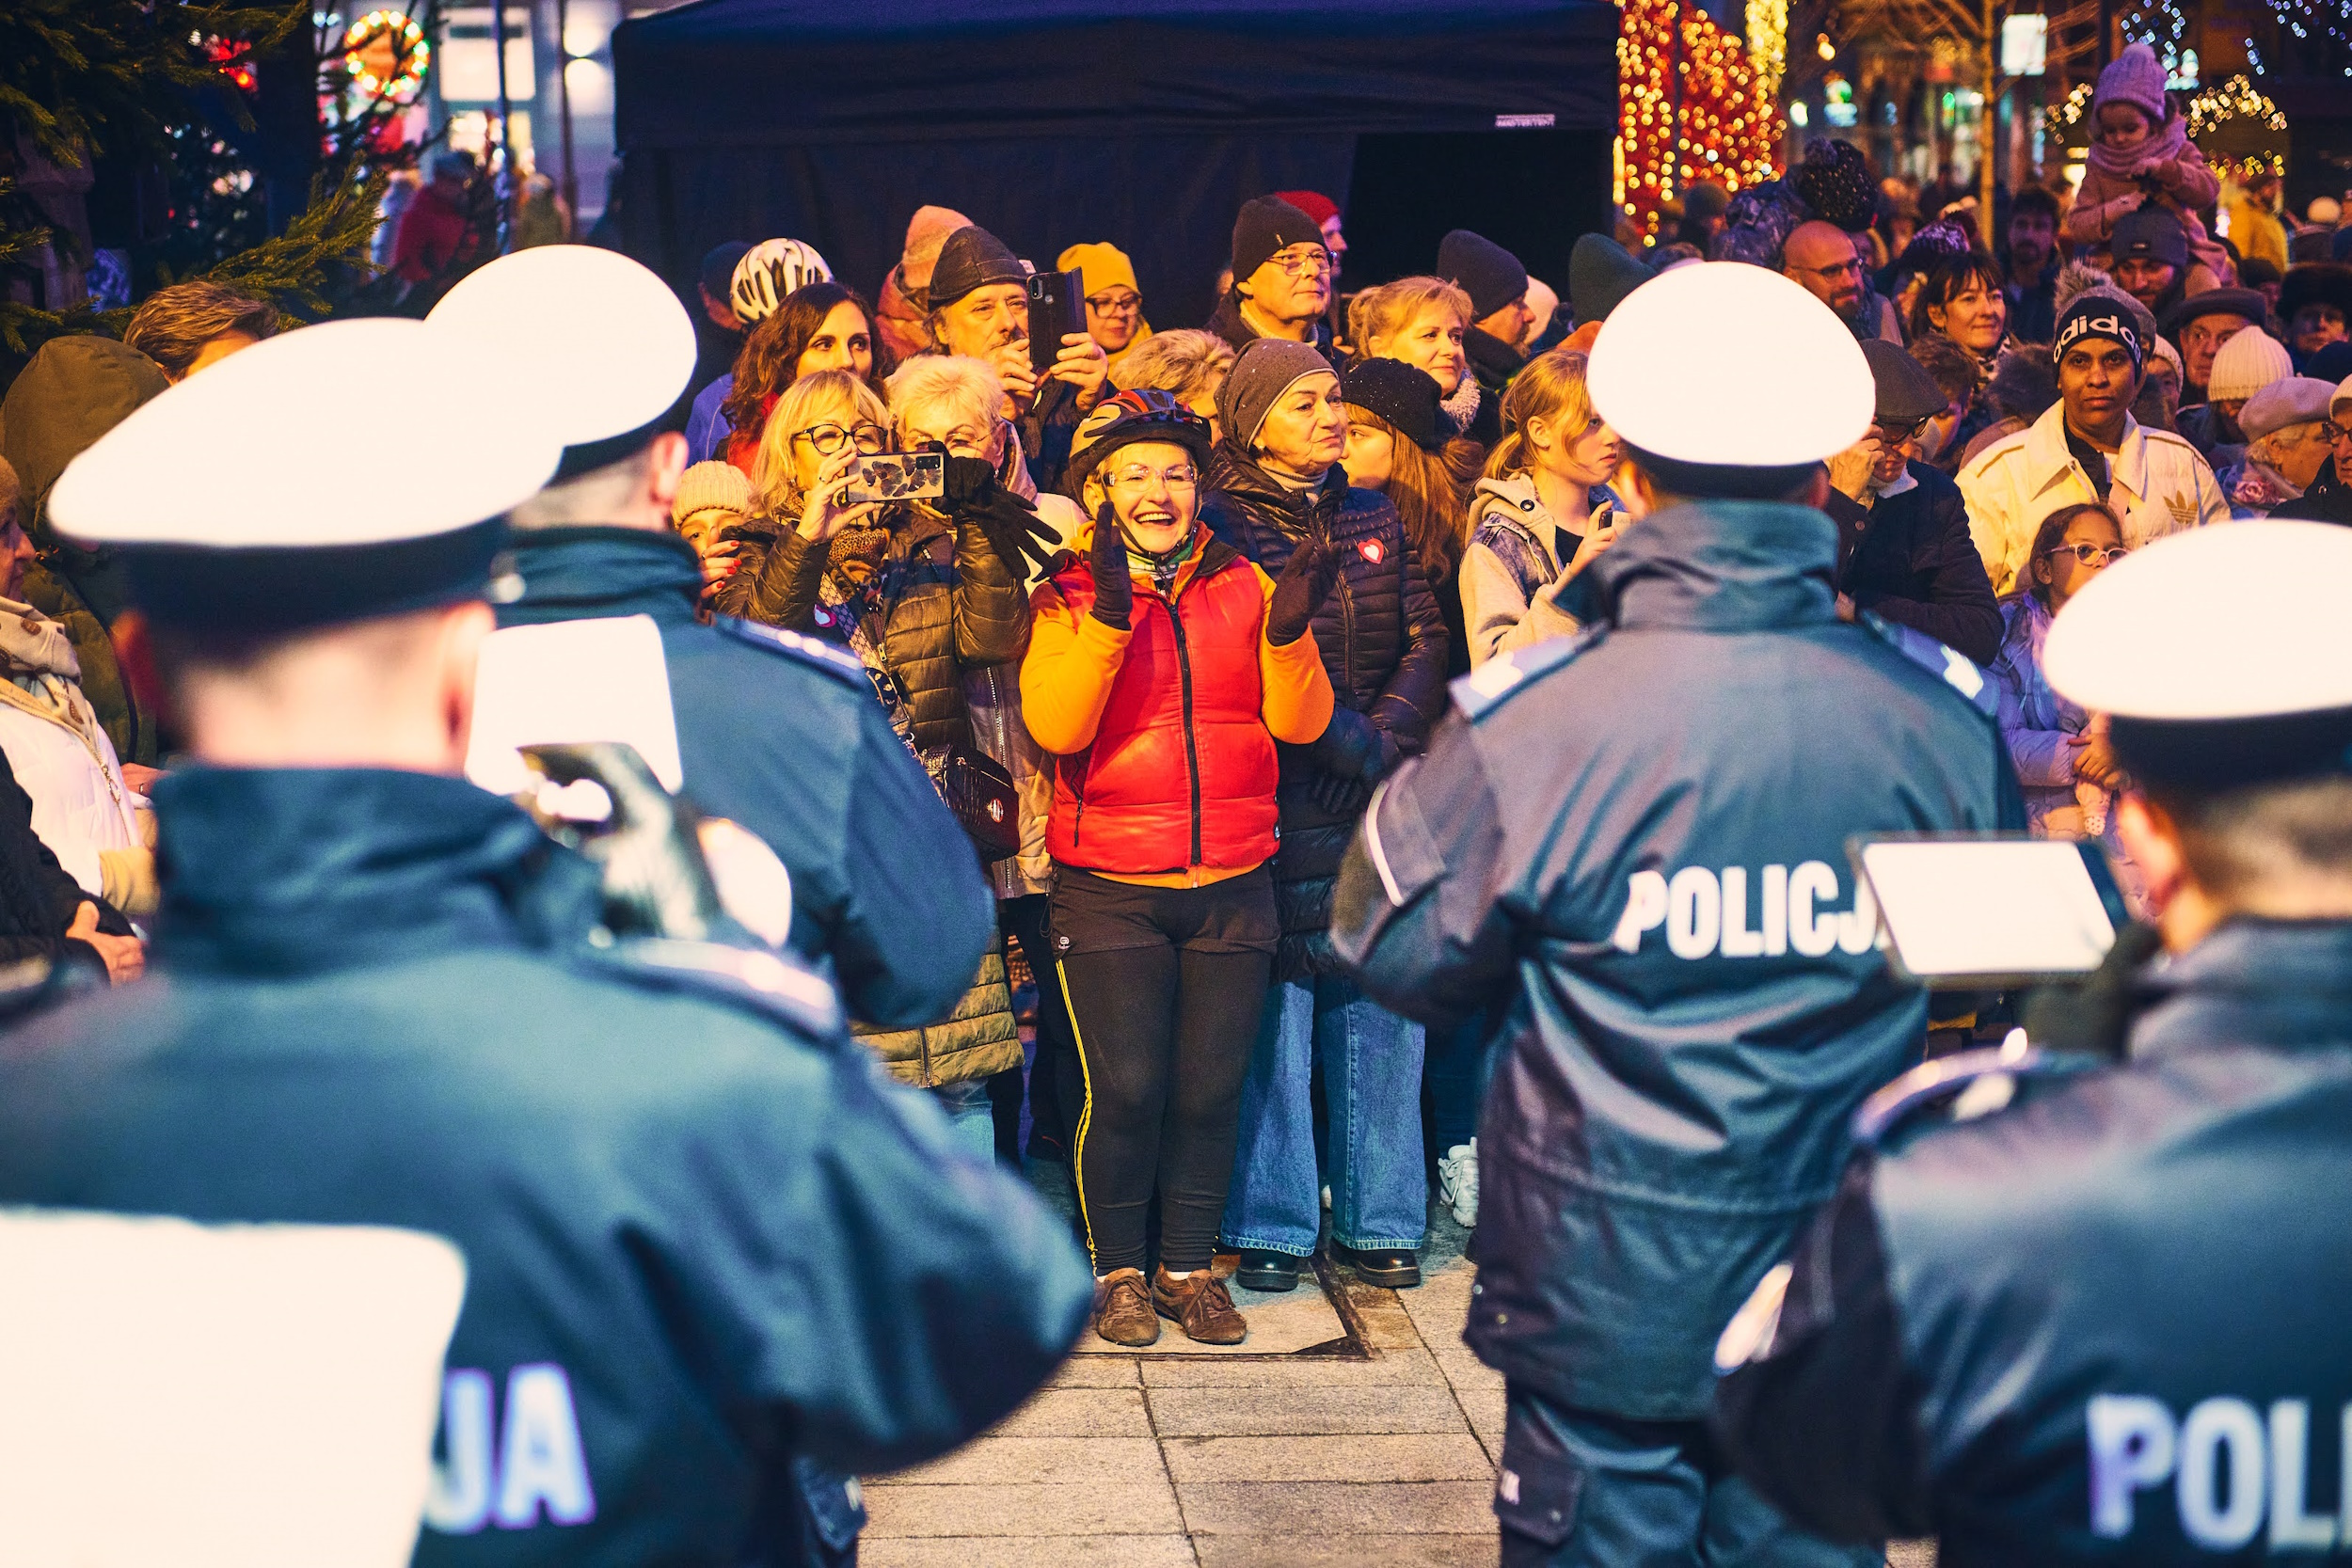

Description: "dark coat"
497 527 997 1030
0 745 127 974
1201 445 1448 977
1715 920 2352 1565
1332 499 2021 1421
0 767 1093 1568
2270 455 2352 525
711 505 1028 753
1203 293 1342 367
1824 462 2004 665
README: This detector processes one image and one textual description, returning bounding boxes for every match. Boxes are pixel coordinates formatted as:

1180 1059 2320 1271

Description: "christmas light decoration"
2186 73 2288 138
342 9 431 103
1746 0 1788 104
1613 0 1786 239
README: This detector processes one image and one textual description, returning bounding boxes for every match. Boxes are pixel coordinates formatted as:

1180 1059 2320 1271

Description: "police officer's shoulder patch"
1857 610 1998 721
577 935 844 1042
713 616 873 692
1851 1042 2101 1152
1451 625 1610 722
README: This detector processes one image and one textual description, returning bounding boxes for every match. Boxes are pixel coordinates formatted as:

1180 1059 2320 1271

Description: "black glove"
1309 768 1373 817
1311 705 1381 780
965 489 1065 580
1265 531 1343 646
940 452 997 506
1088 501 1133 630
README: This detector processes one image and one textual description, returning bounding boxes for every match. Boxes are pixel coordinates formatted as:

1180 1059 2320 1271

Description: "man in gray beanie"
925 223 1107 494
1206 196 1341 365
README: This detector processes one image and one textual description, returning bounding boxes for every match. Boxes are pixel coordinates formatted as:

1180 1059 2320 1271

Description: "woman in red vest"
1023 391 1338 1349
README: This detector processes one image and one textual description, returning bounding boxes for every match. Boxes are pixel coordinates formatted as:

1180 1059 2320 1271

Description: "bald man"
1782 221 1872 337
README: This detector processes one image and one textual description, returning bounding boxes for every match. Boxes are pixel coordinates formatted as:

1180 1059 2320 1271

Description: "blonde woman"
1459 348 1637 669
1348 276 1481 440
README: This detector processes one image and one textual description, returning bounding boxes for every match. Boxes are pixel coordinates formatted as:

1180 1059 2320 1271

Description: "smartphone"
1850 833 2127 990
841 451 945 507
1026 268 1087 373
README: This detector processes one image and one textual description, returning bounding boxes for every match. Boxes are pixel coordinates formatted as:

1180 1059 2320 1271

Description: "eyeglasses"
1791 257 1865 282
1265 247 1335 278
2320 421 2347 443
1086 291 1143 315
1107 465 1199 491
792 421 889 456
1871 416 1934 443
2042 543 2130 567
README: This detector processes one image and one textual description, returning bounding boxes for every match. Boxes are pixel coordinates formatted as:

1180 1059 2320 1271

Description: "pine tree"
0 0 390 362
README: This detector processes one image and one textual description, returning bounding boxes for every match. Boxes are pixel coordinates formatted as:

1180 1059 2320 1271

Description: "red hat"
1272 190 1340 229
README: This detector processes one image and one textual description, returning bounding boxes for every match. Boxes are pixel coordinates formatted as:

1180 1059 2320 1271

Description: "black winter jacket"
1461 326 1523 447
1822 463 2004 666
1203 294 1342 368
1202 445 1448 977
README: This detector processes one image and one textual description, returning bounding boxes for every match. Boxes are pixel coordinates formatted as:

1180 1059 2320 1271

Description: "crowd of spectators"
5 34 2350 1351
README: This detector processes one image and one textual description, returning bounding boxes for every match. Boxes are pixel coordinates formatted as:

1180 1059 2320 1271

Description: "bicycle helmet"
1063 388 1213 497
730 238 834 324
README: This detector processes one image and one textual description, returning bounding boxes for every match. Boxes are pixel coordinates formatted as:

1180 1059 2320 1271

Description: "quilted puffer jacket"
1200 443 1448 976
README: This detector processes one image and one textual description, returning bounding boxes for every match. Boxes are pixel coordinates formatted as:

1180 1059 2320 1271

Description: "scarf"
2087 110 2188 183
1126 523 1200 595
0 594 84 724
1442 378 1483 438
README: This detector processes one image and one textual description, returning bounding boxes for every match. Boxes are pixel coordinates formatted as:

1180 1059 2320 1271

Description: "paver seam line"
1136 1352 1205 1564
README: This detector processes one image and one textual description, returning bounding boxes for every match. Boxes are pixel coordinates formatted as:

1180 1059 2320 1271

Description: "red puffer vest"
1046 538 1279 875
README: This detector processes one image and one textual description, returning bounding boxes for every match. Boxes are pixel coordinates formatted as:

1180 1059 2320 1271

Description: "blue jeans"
930 1079 999 1164
1222 974 1426 1257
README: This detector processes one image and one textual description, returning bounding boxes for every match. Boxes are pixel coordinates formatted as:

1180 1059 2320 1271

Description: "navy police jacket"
1330 499 2022 1419
495 527 993 1029
1714 918 2352 1565
0 768 1095 1567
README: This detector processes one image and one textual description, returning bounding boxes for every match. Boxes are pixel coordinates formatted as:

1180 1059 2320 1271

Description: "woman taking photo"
696 280 883 471
716 368 1038 1150
1347 277 1482 444
1340 356 1479 674
1201 338 1449 1295
1459 347 1634 669
1024 391 1338 1346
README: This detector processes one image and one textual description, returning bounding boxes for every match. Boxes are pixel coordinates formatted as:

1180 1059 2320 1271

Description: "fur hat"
2205 326 2295 403
2094 41 2170 126
2278 263 2352 330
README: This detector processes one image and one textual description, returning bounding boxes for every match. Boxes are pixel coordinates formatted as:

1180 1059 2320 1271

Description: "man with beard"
1783 221 1887 341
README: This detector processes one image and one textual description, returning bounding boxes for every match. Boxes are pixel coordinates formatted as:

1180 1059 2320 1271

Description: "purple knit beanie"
2096 42 2170 125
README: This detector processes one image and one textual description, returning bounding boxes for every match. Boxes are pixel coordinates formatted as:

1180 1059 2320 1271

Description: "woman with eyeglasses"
1991 502 2137 852
1024 391 1337 1346
713 369 1039 1152
1057 243 1154 379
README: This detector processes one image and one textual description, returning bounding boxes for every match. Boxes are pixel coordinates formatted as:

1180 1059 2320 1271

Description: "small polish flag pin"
1358 538 1385 564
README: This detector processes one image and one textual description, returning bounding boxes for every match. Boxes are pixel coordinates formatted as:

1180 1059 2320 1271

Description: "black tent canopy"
613 0 1620 332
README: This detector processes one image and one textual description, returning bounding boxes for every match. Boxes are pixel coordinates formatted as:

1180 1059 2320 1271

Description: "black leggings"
1052 864 1277 1276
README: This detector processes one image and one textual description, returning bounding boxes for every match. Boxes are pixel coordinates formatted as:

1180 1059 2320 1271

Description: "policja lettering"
425 1365 597 1534
2088 1395 2348 1551
1611 863 1878 957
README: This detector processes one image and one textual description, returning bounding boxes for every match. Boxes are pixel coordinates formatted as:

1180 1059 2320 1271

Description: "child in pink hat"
2064 41 2235 286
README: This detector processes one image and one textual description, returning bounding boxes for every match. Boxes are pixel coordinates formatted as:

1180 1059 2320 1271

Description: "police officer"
427 245 995 1029
1327 261 2023 1567
1712 519 2352 1567
0 318 1094 1567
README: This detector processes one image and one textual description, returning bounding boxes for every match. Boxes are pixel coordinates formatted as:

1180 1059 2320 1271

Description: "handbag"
920 742 1021 864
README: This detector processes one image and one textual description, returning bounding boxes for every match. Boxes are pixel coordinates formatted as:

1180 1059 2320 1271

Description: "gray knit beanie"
673 459 755 526
1217 338 1338 451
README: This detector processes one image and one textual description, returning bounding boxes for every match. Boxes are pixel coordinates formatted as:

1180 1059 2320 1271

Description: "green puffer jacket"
711 503 1027 752
851 946 1024 1087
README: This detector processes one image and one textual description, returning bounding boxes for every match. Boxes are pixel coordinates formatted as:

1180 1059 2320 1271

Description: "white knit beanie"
672 459 755 525
2205 327 2293 403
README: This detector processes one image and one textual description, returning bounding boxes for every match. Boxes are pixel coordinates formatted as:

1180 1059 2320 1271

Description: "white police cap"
1587 261 1873 468
428 245 696 479
47 318 559 628
2046 520 2352 789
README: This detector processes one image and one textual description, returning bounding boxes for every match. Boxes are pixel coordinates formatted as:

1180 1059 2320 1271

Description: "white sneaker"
1438 1139 1479 1227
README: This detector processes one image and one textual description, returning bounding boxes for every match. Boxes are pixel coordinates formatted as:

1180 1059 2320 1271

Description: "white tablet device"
1850 834 2127 989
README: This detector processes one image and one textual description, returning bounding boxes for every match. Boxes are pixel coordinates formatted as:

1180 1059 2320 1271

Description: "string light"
342 9 432 103
1613 0 1786 238
1746 0 1788 104
2186 73 2288 137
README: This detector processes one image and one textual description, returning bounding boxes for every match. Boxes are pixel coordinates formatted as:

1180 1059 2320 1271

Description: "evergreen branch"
200 170 389 316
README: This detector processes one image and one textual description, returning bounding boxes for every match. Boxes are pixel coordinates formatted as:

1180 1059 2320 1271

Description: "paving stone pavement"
863 1182 1940 1567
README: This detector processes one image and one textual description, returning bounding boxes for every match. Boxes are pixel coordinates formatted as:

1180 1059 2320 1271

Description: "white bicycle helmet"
730 237 834 324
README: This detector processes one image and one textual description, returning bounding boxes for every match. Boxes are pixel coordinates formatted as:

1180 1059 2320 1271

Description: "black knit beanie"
929 225 1027 309
1231 197 1325 289
1795 139 1878 232
1438 229 1530 322
1342 357 1444 452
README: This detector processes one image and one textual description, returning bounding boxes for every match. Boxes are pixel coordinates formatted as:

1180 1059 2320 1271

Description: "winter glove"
1309 768 1373 817
1087 501 1133 631
965 489 1065 580
1311 705 1386 782
940 452 997 506
1366 693 1425 760
1264 531 1343 646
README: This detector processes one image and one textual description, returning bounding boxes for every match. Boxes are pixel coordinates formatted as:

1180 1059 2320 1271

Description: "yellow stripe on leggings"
1057 958 1103 1272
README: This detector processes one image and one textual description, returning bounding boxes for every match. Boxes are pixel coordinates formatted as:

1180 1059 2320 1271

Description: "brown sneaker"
1092 1268 1159 1347
1153 1266 1248 1345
